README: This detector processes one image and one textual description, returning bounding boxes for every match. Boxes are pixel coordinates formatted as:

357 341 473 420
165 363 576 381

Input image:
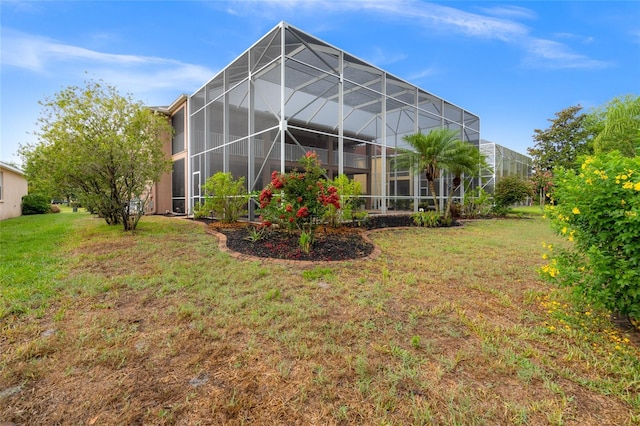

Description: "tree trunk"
428 179 439 214
444 183 460 220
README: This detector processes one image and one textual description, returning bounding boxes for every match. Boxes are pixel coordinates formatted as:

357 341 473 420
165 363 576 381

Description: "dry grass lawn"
1 213 638 425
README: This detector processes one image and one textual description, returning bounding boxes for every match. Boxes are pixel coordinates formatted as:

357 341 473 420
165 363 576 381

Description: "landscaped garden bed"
217 224 375 261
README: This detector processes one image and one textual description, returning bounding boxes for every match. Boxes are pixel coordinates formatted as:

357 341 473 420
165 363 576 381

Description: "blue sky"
1 0 639 165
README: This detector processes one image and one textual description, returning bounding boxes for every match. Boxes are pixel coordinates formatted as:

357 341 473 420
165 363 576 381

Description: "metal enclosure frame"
188 22 481 216
479 141 533 193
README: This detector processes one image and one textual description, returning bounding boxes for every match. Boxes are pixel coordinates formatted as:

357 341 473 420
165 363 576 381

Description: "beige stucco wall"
0 165 28 221
148 96 188 215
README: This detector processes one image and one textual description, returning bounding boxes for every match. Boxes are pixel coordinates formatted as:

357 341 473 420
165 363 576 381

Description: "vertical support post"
248 66 256 221
280 23 287 174
338 50 344 176
187 99 193 215
223 71 230 173
381 72 387 213
413 86 419 211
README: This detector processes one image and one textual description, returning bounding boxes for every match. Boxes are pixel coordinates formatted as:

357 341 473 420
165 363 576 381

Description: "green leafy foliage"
527 105 592 173
258 152 340 249
530 170 554 208
411 211 440 227
461 187 492 218
324 174 363 226
200 172 249 223
541 152 640 319
588 94 640 157
395 129 487 218
19 79 172 230
244 226 266 243
493 175 534 210
21 194 50 215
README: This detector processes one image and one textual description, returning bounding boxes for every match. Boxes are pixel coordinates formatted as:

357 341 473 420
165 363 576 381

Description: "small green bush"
22 194 51 215
411 211 440 227
200 172 249 223
462 187 492 218
491 205 512 218
324 174 363 226
493 175 534 209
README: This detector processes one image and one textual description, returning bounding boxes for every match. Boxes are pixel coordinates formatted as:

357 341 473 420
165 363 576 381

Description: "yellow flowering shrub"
542 152 640 319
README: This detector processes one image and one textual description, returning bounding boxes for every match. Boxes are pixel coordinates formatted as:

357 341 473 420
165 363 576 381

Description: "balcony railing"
193 131 368 169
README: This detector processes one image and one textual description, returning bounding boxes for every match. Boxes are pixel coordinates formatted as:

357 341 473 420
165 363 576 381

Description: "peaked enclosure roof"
190 21 480 149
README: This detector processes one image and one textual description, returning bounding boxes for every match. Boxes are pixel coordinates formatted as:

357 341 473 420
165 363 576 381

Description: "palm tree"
394 129 487 217
443 142 488 219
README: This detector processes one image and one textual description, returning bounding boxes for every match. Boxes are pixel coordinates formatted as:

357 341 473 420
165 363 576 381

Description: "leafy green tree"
528 105 592 173
199 172 249 222
395 129 479 214
542 152 640 321
20 80 172 230
588 95 640 157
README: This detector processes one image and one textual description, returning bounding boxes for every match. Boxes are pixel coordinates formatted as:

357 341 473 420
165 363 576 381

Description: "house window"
172 159 185 213
0 171 3 200
172 108 185 155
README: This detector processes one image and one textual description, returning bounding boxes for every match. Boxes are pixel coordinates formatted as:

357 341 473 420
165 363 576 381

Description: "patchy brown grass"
1 215 638 425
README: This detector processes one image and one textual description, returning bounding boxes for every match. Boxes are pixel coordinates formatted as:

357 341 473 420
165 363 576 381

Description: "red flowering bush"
258 152 341 241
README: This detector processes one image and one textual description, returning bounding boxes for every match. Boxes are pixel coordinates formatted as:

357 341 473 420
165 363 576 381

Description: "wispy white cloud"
406 66 441 81
553 32 595 45
476 5 537 21
1 29 215 97
363 47 407 67
525 39 612 69
1 0 41 13
230 0 529 41
227 0 610 70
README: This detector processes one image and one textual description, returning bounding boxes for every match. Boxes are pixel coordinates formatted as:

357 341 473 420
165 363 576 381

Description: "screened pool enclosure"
479 141 533 193
189 22 480 216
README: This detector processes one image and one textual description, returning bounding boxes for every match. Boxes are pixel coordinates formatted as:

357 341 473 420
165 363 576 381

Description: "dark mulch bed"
216 225 375 261
201 214 456 261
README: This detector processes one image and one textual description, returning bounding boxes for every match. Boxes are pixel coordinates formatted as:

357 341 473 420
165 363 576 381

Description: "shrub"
200 172 249 223
490 205 512 218
541 152 640 320
493 175 533 209
324 174 363 226
411 211 440 227
258 152 340 246
462 187 492 218
22 194 51 215
192 202 209 219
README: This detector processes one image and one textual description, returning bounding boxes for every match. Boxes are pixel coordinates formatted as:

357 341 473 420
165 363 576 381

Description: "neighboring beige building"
0 161 28 221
